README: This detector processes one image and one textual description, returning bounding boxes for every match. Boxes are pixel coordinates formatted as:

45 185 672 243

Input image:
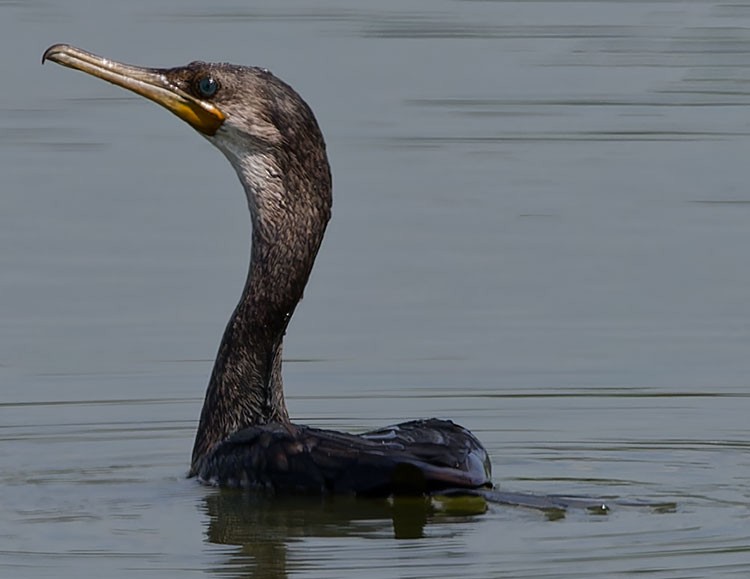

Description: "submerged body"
197 419 490 495
43 44 492 496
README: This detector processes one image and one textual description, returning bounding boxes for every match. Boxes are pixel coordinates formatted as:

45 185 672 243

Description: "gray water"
2 0 750 577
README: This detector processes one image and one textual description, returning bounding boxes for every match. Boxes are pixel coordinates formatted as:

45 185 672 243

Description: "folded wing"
196 418 492 496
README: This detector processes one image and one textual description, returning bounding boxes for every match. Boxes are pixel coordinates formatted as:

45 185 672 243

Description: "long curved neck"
191 137 331 474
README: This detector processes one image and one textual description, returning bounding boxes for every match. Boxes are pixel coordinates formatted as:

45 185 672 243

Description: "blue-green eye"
197 76 219 98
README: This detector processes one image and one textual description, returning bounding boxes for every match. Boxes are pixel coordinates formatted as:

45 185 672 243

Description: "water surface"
2 1 750 577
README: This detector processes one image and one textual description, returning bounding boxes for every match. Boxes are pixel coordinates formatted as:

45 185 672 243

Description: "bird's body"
197 419 490 496
43 44 492 496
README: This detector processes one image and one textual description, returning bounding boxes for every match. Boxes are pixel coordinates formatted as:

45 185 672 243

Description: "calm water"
2 0 750 577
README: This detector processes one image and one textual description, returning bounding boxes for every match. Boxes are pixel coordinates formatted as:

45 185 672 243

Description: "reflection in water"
201 488 677 578
201 491 482 578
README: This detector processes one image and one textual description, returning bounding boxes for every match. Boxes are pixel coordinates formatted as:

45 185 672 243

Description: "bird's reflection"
201 489 483 579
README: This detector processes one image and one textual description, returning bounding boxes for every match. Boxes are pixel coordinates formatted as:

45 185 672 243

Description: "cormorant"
43 44 492 496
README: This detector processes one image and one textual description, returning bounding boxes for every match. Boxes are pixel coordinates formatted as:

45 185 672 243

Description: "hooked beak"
42 44 225 136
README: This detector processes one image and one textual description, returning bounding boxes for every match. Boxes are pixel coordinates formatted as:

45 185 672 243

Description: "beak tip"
42 43 70 66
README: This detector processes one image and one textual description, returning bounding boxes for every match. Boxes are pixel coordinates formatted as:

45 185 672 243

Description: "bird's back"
194 418 492 496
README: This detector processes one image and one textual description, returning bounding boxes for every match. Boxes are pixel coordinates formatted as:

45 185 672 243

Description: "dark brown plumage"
199 419 490 495
43 44 492 496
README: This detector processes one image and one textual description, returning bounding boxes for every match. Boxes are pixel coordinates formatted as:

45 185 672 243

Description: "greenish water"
2 1 750 577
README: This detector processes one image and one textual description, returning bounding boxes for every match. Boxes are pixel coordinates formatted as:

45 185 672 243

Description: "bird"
43 44 492 497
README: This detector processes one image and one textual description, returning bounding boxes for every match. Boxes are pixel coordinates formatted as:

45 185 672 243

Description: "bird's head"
43 44 331 232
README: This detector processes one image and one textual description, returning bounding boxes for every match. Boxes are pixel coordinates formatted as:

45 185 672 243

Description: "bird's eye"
197 76 219 98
